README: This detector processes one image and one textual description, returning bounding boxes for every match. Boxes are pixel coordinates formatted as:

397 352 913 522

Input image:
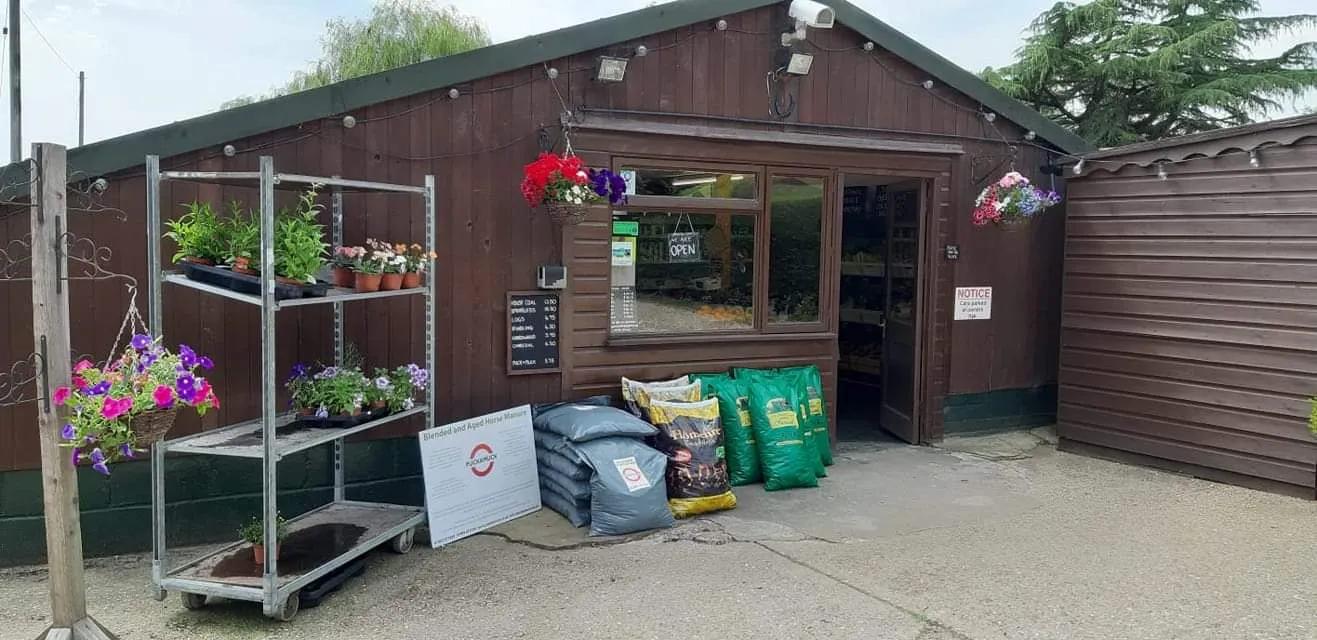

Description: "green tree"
982 0 1317 147
222 1 490 109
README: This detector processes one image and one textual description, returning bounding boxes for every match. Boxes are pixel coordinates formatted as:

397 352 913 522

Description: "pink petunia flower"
100 396 133 420
73 360 93 374
153 385 174 409
53 386 71 406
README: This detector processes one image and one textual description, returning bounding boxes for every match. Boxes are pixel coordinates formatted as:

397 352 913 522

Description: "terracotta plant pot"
232 257 258 275
380 273 403 291
332 266 356 288
252 543 280 566
182 256 215 266
298 407 315 417
371 400 387 411
276 276 307 287
401 272 421 289
355 272 383 293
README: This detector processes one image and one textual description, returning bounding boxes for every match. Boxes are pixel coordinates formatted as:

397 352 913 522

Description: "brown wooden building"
0 0 1091 561
1060 115 1317 498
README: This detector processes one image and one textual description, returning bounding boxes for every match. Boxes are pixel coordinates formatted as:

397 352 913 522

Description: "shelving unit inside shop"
144 155 436 621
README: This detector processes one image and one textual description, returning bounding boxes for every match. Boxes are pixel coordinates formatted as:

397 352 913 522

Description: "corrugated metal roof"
1078 113 1317 172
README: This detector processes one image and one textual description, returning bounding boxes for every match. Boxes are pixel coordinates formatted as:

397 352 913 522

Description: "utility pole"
8 0 20 162
77 71 84 146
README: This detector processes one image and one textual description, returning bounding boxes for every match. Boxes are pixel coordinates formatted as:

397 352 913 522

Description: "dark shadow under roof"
9 0 1089 184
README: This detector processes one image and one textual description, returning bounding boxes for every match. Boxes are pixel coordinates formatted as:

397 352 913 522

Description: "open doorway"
836 174 925 444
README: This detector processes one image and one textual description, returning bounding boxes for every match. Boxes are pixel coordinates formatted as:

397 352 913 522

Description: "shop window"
768 175 825 324
620 166 759 202
609 211 756 335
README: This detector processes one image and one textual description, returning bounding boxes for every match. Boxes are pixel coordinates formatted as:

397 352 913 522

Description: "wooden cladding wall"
0 4 1066 470
1059 138 1317 495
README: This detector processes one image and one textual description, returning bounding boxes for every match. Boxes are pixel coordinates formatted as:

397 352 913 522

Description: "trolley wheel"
152 587 167 602
270 591 300 622
389 528 415 555
180 592 207 610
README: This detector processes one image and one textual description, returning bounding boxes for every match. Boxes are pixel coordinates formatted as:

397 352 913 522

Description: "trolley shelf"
163 273 427 310
162 405 428 459
162 501 424 601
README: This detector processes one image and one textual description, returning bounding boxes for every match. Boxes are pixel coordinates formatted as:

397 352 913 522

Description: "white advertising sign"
954 287 993 321
419 405 540 548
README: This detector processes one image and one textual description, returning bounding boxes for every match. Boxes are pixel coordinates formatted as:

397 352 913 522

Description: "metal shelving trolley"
144 155 436 621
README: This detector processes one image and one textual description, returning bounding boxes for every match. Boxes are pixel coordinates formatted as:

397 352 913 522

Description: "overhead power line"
21 8 75 76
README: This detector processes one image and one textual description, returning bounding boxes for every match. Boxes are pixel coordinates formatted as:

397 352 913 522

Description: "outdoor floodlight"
596 56 629 83
786 52 815 76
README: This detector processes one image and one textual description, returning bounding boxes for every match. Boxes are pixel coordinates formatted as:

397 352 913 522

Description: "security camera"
789 0 835 29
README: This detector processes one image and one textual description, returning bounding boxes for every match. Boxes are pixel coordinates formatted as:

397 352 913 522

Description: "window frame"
613 157 764 212
604 158 831 342
762 168 833 335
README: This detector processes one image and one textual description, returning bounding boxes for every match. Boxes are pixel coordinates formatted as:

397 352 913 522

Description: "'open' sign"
668 232 701 263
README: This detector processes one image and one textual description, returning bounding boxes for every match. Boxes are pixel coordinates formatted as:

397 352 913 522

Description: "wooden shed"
0 0 1090 562
1060 114 1317 498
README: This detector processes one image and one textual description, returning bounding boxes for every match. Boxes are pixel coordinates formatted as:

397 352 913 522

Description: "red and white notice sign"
954 287 993 321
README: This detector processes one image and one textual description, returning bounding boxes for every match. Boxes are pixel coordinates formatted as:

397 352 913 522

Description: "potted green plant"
273 186 328 285
165 201 226 265
352 249 384 292
223 201 261 275
285 364 368 419
238 514 289 566
367 239 407 291
385 363 429 412
399 243 436 289
331 246 364 288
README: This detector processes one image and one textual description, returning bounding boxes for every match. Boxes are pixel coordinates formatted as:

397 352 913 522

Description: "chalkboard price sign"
507 292 561 375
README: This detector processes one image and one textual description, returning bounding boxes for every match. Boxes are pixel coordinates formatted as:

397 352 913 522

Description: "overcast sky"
9 0 1316 156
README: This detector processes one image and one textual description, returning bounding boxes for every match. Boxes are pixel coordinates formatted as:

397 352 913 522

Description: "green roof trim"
10 0 1089 184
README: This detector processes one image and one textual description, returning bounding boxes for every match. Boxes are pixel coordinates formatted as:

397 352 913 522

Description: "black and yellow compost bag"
701 377 762 486
747 380 819 491
781 365 834 467
646 398 737 517
621 375 690 417
634 381 702 424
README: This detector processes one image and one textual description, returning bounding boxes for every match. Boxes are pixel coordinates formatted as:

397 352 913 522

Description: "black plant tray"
292 406 391 429
180 262 329 300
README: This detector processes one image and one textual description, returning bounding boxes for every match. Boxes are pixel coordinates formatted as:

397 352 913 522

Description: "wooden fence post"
30 142 113 639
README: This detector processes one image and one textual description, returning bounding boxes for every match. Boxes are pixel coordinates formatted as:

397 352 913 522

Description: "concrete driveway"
4 428 1314 639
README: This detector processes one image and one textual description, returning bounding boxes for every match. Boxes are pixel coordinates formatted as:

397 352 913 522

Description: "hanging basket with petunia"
520 152 628 226
972 171 1061 229
56 335 220 475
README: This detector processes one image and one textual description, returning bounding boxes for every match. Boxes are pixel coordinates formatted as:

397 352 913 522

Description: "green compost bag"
738 367 826 478
701 377 762 486
781 365 834 467
747 380 818 491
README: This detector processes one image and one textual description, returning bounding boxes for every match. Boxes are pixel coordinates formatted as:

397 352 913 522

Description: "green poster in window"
612 220 639 237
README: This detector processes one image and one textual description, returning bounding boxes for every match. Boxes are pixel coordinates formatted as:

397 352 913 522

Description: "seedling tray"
180 262 330 300
292 406 391 430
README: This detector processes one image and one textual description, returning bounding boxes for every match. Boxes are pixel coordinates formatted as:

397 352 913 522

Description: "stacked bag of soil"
622 376 738 518
702 365 833 491
532 398 675 536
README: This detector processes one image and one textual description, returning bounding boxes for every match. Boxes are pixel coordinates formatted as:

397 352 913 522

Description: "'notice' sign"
954 287 992 320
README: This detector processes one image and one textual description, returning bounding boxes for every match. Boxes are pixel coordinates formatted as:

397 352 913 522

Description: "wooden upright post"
31 142 113 639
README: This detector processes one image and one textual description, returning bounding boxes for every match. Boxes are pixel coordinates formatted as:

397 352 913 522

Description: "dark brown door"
880 186 922 443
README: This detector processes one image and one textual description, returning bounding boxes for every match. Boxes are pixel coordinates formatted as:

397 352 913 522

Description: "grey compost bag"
541 464 591 501
569 437 675 537
533 430 586 464
540 484 590 528
534 404 658 442
536 446 591 481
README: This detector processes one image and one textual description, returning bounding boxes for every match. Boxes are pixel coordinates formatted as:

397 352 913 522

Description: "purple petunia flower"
374 377 391 390
131 334 152 352
179 344 197 369
315 405 329 419
84 435 97 446
88 380 111 396
120 443 135 459
61 423 75 440
92 459 110 475
199 356 214 370
71 448 81 466
314 366 340 381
